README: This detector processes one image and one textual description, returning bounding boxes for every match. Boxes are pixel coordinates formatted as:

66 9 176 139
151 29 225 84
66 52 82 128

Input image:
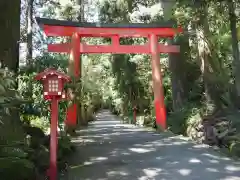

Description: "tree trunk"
0 0 24 142
228 0 240 102
0 0 20 73
195 2 222 109
77 0 85 22
26 0 33 66
161 0 189 111
169 35 189 110
77 0 86 126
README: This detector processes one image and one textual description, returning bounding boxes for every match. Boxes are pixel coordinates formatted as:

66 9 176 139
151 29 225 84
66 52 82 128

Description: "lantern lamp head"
35 68 71 100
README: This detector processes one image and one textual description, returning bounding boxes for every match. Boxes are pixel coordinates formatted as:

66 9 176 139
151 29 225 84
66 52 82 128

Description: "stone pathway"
60 110 240 180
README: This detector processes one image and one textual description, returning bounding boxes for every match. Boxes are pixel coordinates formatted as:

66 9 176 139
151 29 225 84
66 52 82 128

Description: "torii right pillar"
150 34 167 130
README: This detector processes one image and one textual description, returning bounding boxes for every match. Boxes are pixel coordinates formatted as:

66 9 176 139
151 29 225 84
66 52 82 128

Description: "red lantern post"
35 68 71 180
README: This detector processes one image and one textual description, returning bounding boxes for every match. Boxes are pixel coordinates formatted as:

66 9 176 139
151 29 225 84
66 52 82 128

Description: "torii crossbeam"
36 17 182 130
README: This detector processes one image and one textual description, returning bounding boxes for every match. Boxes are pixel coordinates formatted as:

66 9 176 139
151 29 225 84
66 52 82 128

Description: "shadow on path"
60 110 240 180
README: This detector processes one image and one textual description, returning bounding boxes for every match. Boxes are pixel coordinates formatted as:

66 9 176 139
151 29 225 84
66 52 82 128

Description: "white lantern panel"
48 80 59 92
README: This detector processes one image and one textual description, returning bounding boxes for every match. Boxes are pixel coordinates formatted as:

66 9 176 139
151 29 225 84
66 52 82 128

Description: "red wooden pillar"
49 97 58 180
150 34 166 129
70 33 80 77
67 33 80 125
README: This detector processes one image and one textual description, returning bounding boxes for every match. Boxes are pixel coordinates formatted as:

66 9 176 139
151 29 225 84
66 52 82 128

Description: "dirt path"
60 110 240 180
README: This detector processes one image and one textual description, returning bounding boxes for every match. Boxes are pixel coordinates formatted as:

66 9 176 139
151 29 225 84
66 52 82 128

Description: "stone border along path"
60 110 240 180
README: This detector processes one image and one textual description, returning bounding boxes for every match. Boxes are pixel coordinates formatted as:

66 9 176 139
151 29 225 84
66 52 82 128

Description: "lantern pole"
49 96 59 180
150 34 166 129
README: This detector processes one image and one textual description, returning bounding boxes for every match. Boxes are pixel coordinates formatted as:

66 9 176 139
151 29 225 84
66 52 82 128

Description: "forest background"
0 0 240 179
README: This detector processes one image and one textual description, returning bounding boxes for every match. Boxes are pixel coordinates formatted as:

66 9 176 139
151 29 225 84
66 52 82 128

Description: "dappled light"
206 167 219 173
202 153 231 161
129 147 156 153
60 111 240 180
178 169 192 176
107 170 129 176
225 165 240 172
142 168 163 178
188 158 202 164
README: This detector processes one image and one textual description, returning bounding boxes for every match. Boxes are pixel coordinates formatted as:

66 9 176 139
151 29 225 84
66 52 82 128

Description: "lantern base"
44 93 66 101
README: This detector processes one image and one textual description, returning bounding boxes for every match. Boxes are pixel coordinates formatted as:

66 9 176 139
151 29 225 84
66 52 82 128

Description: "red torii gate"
36 17 182 130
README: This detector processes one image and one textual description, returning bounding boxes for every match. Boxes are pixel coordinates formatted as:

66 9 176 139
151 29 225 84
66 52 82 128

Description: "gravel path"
60 110 240 180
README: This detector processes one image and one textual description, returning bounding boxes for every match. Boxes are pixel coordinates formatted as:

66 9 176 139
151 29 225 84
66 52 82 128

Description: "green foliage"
58 136 75 159
0 69 35 180
0 54 75 179
18 54 69 129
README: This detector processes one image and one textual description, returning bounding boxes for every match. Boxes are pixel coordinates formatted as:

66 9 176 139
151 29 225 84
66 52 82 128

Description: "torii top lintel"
36 17 183 37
